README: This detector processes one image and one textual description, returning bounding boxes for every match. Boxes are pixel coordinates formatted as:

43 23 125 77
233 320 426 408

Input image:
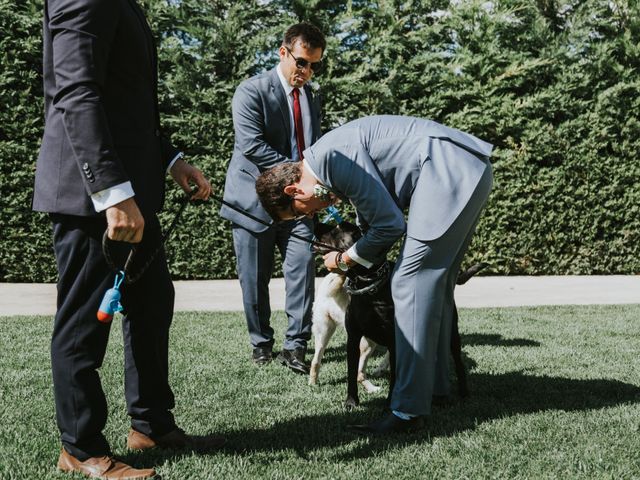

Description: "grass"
1 304 639 479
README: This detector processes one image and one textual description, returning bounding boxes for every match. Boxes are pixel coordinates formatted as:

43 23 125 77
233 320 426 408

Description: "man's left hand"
323 251 341 272
170 158 212 200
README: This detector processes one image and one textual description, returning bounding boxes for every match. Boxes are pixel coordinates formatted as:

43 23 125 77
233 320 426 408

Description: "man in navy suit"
220 23 325 374
256 115 493 435
33 1 221 476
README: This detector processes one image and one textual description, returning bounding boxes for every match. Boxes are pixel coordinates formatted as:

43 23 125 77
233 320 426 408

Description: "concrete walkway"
0 276 638 316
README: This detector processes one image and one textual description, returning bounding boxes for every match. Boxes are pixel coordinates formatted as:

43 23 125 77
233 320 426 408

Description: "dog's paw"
359 379 382 394
344 397 359 410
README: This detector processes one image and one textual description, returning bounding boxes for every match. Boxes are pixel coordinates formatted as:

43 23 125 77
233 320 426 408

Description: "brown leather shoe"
57 448 155 479
127 428 226 452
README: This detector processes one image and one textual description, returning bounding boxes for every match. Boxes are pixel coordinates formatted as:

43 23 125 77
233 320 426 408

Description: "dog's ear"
338 221 363 241
314 222 335 239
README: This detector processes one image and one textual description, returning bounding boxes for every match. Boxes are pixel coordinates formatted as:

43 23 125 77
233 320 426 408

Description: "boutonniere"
308 81 321 97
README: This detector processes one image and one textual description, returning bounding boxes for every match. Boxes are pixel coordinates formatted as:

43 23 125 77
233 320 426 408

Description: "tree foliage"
1 0 638 281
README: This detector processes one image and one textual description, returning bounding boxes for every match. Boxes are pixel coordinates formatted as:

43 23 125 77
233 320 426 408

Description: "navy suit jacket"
33 0 178 217
220 68 322 232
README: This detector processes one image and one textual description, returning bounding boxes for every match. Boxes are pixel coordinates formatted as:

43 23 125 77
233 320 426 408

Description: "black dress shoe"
346 412 425 436
277 348 309 375
432 394 454 407
252 346 272 365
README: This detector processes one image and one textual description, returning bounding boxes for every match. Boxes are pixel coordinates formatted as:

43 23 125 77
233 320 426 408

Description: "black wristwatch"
336 252 349 272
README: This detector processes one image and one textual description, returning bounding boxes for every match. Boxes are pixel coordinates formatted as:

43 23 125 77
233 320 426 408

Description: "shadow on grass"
462 333 540 347
120 371 640 465
311 344 349 363
311 334 538 371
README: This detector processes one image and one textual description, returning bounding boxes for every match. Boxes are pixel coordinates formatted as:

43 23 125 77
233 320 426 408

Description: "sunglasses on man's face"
285 46 323 73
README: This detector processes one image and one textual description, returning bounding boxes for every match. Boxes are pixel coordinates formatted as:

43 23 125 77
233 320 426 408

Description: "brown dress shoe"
57 448 155 479
127 428 226 452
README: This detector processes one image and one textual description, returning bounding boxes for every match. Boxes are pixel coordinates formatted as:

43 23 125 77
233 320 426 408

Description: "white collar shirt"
276 64 313 161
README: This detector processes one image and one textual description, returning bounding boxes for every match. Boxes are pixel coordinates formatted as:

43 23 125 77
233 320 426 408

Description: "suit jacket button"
155 129 161 137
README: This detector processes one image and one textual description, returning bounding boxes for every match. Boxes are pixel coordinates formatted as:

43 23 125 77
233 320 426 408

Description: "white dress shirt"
90 152 182 212
276 64 313 161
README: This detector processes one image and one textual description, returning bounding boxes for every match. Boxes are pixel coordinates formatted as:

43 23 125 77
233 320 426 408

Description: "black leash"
103 191 343 284
209 193 343 253
102 188 197 284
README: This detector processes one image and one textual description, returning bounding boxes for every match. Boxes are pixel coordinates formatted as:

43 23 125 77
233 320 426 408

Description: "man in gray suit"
255 115 493 434
220 23 325 374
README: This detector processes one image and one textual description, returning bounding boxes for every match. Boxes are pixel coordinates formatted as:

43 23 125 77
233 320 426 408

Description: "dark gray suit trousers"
390 159 493 416
232 218 314 351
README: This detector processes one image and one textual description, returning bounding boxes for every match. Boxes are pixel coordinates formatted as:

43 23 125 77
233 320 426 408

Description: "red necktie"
292 88 305 160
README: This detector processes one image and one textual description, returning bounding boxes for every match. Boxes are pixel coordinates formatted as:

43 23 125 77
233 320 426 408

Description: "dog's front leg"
344 329 361 410
358 337 381 393
309 317 337 386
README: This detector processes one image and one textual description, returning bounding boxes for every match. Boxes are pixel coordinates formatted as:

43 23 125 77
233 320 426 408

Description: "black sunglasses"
285 46 323 73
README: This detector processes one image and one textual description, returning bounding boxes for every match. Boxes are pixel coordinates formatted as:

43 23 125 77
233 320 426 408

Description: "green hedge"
1 0 638 281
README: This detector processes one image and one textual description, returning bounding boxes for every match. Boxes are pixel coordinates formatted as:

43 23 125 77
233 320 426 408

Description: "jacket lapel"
268 68 291 133
304 83 321 141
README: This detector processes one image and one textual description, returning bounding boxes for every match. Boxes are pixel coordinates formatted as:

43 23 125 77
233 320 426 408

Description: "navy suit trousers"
50 213 176 460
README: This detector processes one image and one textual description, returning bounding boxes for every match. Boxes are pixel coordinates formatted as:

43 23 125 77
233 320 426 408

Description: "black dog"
314 220 485 409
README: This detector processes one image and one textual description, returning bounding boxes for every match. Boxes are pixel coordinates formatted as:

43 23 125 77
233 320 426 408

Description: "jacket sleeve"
160 136 180 170
327 144 406 263
231 80 290 170
48 0 129 194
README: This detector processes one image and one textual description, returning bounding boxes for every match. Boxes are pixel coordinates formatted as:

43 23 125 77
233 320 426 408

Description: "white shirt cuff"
90 182 135 212
167 151 184 173
346 245 374 268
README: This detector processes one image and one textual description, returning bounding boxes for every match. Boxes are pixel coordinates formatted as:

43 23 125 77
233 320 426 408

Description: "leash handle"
102 188 198 284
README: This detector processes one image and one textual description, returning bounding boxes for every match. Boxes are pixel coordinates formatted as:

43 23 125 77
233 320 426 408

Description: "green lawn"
1 305 639 479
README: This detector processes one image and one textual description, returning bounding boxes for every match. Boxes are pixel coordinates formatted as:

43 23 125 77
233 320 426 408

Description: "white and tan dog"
309 271 387 393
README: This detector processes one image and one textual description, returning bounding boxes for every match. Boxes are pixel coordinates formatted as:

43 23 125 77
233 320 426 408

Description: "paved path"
0 276 638 316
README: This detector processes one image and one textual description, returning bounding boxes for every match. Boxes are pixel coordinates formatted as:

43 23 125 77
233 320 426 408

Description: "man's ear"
283 185 299 197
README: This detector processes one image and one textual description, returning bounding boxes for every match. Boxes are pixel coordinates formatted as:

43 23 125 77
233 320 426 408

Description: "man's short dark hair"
283 22 326 52
255 162 303 221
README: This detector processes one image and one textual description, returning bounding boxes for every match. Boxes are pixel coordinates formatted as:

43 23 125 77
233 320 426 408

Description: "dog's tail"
456 262 488 285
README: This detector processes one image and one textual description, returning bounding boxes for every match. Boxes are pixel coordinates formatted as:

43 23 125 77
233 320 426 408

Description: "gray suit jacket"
220 68 322 232
33 0 178 217
304 115 493 263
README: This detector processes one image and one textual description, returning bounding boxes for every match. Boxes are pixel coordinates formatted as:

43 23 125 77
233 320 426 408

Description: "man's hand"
106 197 145 243
323 250 340 272
170 158 212 200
